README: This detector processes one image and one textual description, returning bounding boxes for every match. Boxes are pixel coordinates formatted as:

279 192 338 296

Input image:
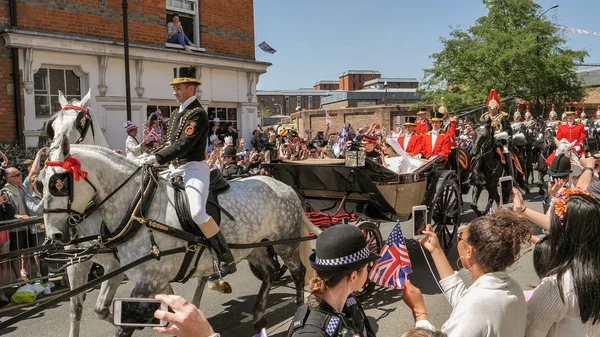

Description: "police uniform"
146 66 236 278
287 225 380 337
221 146 249 179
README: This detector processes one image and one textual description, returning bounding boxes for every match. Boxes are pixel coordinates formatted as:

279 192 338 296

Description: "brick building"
287 105 421 136
0 0 269 148
313 80 339 91
338 70 380 91
321 77 421 109
257 89 329 116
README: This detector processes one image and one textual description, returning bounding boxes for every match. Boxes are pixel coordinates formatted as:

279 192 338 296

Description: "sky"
254 0 600 91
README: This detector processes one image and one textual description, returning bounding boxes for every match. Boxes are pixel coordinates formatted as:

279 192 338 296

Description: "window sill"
165 43 206 52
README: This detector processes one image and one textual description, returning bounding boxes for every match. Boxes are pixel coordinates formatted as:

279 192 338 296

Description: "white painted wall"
22 51 260 151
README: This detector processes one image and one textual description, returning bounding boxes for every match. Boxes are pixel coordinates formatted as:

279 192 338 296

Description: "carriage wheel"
431 179 461 252
354 221 383 301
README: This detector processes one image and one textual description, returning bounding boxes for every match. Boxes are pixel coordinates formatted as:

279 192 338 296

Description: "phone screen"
120 301 162 325
500 179 514 205
413 209 427 237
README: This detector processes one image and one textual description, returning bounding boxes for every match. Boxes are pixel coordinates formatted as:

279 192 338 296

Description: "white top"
125 135 143 160
416 271 527 337
526 270 600 337
403 132 413 150
431 129 440 152
179 95 197 113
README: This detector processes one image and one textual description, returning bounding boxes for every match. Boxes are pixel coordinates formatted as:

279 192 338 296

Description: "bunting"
555 25 600 37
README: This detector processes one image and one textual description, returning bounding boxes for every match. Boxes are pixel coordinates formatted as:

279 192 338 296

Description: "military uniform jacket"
422 130 452 161
556 121 586 151
415 119 429 134
366 150 382 165
480 111 511 135
287 297 375 337
155 99 209 166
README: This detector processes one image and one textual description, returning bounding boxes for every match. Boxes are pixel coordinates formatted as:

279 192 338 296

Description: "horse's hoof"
253 317 268 331
208 280 232 294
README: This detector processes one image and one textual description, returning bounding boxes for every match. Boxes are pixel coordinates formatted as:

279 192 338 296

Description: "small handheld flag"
326 112 332 128
368 221 412 289
253 328 268 337
258 41 277 54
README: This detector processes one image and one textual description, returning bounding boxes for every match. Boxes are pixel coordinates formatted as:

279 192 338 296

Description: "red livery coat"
397 133 424 156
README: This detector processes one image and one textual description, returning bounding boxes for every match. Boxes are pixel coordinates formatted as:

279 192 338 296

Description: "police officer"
287 224 378 337
142 66 236 279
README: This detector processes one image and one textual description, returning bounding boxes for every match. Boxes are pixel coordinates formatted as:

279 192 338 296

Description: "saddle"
170 169 232 237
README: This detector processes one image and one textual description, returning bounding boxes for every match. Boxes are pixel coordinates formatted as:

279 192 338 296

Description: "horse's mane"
71 144 137 166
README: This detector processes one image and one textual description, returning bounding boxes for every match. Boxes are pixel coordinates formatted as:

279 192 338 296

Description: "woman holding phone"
403 209 531 337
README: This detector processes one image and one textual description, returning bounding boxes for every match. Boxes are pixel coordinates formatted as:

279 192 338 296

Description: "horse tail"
299 214 320 285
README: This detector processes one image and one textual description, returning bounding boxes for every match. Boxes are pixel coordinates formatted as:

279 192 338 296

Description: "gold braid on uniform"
171 107 203 167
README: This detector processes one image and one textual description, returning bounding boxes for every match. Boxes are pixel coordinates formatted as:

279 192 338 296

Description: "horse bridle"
43 160 142 230
46 105 96 145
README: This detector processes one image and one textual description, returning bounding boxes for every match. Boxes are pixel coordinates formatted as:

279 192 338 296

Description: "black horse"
469 121 529 216
536 126 556 192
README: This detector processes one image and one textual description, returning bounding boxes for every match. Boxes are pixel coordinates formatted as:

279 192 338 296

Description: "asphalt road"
0 185 544 337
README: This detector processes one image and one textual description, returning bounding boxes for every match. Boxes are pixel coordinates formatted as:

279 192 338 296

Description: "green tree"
259 108 272 118
420 0 588 117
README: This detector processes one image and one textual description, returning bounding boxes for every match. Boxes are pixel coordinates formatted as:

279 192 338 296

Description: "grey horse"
44 90 123 337
41 140 317 336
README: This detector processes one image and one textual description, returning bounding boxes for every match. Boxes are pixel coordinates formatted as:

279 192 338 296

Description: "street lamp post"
535 4 559 119
274 102 282 125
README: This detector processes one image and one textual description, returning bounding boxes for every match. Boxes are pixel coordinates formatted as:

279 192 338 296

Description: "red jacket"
397 133 424 156
422 131 451 161
445 120 457 148
556 121 586 155
415 119 429 134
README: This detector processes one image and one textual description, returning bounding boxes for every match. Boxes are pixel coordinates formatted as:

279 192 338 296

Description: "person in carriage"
363 135 382 165
141 66 236 280
420 111 452 162
415 107 429 134
397 117 424 157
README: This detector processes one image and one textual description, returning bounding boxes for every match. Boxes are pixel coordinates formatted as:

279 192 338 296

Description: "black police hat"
222 146 237 157
548 154 572 177
310 224 381 273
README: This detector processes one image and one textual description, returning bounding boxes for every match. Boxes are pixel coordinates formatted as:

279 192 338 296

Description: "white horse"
44 90 122 337
554 137 582 179
41 140 317 336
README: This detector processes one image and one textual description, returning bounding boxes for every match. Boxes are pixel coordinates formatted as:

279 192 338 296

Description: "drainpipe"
9 0 24 145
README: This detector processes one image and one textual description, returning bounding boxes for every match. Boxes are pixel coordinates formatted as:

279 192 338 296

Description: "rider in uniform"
524 106 535 129
479 89 515 174
510 104 522 132
142 66 236 279
556 105 586 157
287 225 378 337
415 108 429 134
546 104 560 129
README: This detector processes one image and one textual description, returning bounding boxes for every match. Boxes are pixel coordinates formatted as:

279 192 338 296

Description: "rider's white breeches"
182 161 210 224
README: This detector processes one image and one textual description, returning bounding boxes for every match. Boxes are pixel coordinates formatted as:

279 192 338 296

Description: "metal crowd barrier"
0 216 68 293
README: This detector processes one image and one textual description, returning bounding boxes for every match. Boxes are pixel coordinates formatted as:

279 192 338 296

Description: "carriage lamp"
345 141 366 167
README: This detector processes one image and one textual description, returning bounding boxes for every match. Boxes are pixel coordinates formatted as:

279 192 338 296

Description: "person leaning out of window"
403 209 531 337
167 14 197 51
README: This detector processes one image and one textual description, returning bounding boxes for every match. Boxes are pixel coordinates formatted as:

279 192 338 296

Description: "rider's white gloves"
414 153 423 159
494 131 509 140
575 145 581 152
142 155 158 165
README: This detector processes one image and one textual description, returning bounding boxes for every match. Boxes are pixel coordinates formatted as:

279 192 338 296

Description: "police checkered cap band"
315 246 370 267
326 316 340 336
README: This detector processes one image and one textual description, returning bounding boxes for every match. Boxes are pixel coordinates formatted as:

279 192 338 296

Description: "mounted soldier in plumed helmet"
140 66 236 280
480 89 511 136
511 103 523 132
546 104 560 130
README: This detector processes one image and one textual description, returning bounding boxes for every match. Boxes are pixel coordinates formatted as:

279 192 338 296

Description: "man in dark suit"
143 66 236 279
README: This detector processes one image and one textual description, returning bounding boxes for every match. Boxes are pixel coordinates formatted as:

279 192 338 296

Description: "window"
166 0 199 46
297 96 302 109
308 96 313 109
271 97 275 102
285 96 290 115
207 107 237 129
146 104 178 134
34 68 82 117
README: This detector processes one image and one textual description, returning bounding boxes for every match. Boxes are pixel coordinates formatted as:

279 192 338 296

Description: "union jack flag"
368 221 412 289
258 41 277 54
253 328 268 337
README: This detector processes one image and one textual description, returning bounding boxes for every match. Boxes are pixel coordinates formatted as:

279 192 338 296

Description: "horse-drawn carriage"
263 153 462 297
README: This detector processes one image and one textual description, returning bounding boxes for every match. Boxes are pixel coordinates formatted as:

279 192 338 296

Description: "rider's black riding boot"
207 230 237 279
197 217 237 281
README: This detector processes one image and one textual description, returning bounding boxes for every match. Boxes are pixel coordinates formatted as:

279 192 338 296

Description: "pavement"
0 185 545 337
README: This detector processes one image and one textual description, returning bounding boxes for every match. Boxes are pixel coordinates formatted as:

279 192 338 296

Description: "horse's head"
42 136 97 243
541 128 555 153
554 137 577 156
46 89 94 151
470 122 492 157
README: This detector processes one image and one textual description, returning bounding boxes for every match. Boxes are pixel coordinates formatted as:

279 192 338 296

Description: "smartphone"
112 298 168 327
412 205 428 239
498 176 514 208
586 138 600 156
